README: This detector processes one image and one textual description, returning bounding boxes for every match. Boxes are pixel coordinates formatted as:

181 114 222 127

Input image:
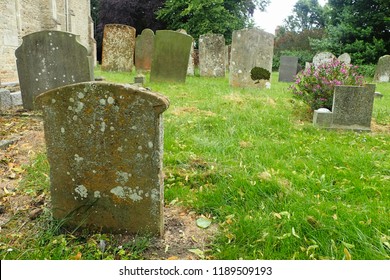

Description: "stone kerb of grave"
101 24 136 72
36 82 169 236
15 30 93 110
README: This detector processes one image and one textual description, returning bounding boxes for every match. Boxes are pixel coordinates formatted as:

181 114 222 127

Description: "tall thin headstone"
36 82 169 235
15 31 93 110
101 24 136 72
150 30 193 83
278 56 299 82
135 29 155 72
229 28 274 88
199 34 226 77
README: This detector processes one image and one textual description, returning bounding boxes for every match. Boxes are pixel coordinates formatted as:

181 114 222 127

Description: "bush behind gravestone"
290 58 364 110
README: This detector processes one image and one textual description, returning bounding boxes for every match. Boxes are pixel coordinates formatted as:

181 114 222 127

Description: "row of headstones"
13 30 169 235
278 52 352 83
102 24 274 87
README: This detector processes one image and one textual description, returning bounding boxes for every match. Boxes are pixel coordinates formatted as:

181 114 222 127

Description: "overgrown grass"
1 69 389 260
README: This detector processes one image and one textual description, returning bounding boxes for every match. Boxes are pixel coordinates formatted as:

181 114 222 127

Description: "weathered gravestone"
312 52 336 68
229 28 274 88
374 55 390 82
338 53 351 65
36 82 169 235
101 24 136 72
0 89 12 111
313 84 376 131
150 30 193 83
176 29 195 76
278 56 299 82
135 29 155 72
15 31 93 110
199 34 226 77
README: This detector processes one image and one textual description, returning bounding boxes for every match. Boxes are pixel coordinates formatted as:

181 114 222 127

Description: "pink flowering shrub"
290 58 365 110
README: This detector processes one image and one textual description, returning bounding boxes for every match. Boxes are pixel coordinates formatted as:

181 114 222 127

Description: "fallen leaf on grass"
343 247 352 260
188 249 205 259
196 217 212 229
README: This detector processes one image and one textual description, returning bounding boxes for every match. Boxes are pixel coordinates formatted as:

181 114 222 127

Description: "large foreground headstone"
101 24 136 72
373 55 390 82
229 28 274 88
36 82 169 235
15 31 93 110
278 56 299 82
199 34 226 77
135 29 155 72
150 30 193 83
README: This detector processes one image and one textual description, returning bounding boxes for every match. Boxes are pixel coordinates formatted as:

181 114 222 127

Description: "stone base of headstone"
11 91 23 106
313 109 333 128
134 75 145 85
0 89 12 110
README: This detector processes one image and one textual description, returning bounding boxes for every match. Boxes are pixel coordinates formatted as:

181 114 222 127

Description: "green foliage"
250 67 271 82
156 0 270 44
290 59 365 110
282 0 327 32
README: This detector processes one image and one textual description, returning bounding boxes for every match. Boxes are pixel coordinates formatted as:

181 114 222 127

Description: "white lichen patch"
150 188 159 201
78 92 85 99
94 191 101 198
74 154 84 163
74 102 84 113
75 185 88 199
116 171 131 185
107 97 115 104
61 127 65 134
69 97 75 103
100 121 106 132
51 99 56 104
117 146 123 152
110 186 144 202
99 99 106 105
148 141 154 149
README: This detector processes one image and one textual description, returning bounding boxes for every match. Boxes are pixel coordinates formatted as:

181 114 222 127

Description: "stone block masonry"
36 82 169 236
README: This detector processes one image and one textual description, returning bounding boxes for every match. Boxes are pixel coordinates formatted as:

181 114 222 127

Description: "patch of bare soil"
0 109 217 260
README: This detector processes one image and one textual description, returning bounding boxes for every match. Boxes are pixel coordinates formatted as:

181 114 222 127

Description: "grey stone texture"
135 29 155 72
36 82 169 236
0 89 12 110
229 28 274 88
313 52 336 68
150 30 193 83
15 30 93 110
176 29 195 76
101 24 136 72
338 53 351 64
199 34 226 77
278 56 299 82
314 84 376 131
374 55 390 82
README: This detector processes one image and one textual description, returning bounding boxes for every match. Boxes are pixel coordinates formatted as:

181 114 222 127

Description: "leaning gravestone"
135 29 155 72
199 34 226 77
101 24 136 72
36 82 169 235
229 28 274 88
312 52 336 68
15 30 93 110
373 55 390 82
278 56 299 82
150 30 193 83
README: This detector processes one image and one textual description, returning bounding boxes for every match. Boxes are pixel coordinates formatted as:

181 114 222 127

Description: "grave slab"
150 30 193 83
135 29 155 72
278 56 299 82
199 34 226 77
36 82 169 236
15 31 93 110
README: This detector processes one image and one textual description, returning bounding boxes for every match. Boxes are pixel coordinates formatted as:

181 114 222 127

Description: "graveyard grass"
1 69 389 260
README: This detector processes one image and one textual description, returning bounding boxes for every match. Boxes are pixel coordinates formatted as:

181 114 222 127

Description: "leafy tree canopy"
156 0 270 44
